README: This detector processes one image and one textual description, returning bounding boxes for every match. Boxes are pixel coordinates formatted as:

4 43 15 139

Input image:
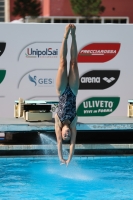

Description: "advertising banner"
0 24 132 118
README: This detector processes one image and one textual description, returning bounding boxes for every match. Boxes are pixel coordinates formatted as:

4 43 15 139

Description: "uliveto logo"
0 42 6 57
78 43 120 63
77 97 120 116
26 48 58 58
29 74 54 86
0 70 6 84
79 70 120 90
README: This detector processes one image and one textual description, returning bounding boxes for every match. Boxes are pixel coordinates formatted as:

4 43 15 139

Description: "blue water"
0 156 133 200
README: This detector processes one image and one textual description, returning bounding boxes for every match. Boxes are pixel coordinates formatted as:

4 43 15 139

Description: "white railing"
0 0 4 22
25 16 129 24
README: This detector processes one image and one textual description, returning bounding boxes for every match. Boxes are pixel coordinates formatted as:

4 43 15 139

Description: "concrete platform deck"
0 117 133 132
0 144 133 150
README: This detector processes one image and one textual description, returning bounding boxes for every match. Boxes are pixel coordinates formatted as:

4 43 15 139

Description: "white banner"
0 24 132 117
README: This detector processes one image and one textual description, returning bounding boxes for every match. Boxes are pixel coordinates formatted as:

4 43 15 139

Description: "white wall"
0 24 132 117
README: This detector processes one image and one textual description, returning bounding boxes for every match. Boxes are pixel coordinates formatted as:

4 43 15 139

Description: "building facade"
2 0 133 23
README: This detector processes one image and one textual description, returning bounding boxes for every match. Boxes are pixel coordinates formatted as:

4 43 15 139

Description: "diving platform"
1 98 130 132
0 117 133 132
0 144 133 151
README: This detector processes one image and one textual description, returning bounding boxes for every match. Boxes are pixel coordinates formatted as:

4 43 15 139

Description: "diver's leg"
56 24 71 95
68 24 79 96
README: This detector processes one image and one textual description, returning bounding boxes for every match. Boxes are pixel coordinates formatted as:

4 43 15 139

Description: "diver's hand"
60 158 66 165
65 159 70 166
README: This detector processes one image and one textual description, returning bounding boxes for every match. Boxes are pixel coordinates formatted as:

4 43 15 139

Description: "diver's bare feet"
64 24 71 39
71 24 76 38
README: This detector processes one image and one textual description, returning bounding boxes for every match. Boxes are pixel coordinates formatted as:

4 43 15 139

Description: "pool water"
0 156 133 200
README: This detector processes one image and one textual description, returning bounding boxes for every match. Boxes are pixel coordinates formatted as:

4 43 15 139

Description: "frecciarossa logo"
78 43 121 63
0 42 6 57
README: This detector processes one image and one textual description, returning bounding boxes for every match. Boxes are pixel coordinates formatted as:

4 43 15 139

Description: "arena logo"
77 97 120 116
28 74 54 86
78 43 121 63
79 70 120 89
0 70 6 84
25 48 58 58
0 42 6 57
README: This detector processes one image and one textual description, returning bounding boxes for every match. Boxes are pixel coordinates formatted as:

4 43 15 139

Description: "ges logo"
29 74 54 86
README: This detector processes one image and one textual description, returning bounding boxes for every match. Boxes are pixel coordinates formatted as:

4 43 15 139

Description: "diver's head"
62 126 71 141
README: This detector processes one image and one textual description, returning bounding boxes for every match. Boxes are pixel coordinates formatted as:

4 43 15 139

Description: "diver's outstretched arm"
66 127 77 165
55 118 66 163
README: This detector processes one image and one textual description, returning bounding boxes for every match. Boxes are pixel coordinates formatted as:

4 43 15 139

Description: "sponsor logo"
29 74 54 86
78 43 120 63
103 77 115 83
25 48 58 58
0 70 6 84
0 42 6 57
18 42 61 61
77 97 120 116
79 70 120 89
18 69 56 88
